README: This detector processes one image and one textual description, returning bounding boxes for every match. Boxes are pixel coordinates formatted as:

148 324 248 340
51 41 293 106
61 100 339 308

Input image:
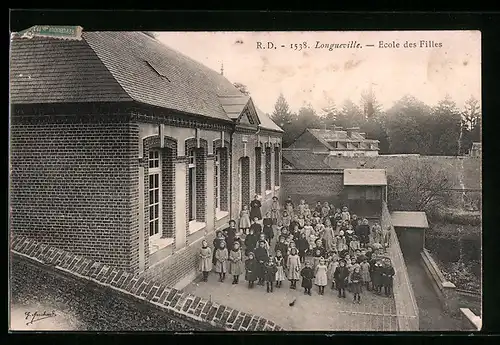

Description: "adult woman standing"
250 195 262 222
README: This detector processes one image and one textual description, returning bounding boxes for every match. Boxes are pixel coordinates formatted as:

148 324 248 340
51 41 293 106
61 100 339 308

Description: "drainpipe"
229 125 236 219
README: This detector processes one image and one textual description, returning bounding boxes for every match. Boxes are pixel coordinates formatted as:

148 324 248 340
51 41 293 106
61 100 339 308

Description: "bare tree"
233 82 250 96
387 160 453 213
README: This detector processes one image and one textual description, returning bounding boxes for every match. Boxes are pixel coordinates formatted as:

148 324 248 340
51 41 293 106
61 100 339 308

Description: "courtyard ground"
184 272 398 331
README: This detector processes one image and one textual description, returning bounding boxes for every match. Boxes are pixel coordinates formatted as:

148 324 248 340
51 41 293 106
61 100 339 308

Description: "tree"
270 93 296 147
388 160 453 214
385 95 433 154
319 93 338 128
360 87 383 119
429 95 462 156
296 103 321 129
233 82 250 96
460 96 481 154
336 99 364 128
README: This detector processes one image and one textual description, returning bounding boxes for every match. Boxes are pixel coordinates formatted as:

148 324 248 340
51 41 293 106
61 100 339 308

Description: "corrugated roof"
343 169 387 186
282 149 331 169
10 31 283 132
390 211 429 228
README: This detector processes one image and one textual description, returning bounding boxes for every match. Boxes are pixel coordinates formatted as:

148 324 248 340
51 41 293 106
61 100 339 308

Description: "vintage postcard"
9 29 481 332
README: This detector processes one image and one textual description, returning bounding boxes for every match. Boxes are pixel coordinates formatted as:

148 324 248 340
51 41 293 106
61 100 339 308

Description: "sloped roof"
390 211 429 229
10 31 282 132
343 169 387 186
218 94 251 119
282 149 331 169
256 106 283 133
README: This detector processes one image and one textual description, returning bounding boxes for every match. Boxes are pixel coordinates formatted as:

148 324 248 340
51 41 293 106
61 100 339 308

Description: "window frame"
214 149 221 212
148 149 162 241
188 148 197 222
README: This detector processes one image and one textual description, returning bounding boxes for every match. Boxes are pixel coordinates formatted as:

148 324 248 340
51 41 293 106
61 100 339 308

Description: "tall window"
188 148 196 221
274 146 280 187
255 147 262 194
148 150 161 240
215 149 221 211
265 147 272 191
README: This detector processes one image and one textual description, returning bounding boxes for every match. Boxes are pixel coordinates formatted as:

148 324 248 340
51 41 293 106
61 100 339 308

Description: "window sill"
149 237 174 254
216 210 229 221
189 221 206 234
265 190 272 196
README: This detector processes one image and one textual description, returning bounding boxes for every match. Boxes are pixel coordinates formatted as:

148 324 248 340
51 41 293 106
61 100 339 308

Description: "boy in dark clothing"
300 261 314 295
275 236 288 263
254 241 269 286
264 256 278 293
244 228 258 256
263 221 274 243
314 201 322 215
296 232 309 263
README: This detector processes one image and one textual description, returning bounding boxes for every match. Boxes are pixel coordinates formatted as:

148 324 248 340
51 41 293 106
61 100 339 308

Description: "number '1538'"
291 42 308 51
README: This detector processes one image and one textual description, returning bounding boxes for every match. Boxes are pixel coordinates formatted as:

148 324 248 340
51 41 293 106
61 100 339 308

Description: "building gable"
288 129 330 151
236 98 260 127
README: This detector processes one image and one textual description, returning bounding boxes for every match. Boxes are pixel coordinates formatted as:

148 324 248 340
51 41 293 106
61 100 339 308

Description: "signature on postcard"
24 311 57 326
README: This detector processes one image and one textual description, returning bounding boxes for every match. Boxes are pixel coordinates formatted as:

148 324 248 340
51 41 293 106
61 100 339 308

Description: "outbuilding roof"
390 211 429 229
282 149 331 169
10 31 282 132
343 168 387 186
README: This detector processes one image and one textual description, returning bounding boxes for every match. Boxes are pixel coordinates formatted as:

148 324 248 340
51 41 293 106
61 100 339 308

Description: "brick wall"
10 117 137 270
11 235 283 331
281 171 344 206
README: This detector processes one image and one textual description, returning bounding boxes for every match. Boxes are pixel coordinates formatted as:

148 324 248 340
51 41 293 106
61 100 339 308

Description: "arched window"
148 149 161 240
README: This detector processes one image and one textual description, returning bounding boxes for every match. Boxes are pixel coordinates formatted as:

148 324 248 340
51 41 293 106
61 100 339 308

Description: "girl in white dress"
315 257 328 295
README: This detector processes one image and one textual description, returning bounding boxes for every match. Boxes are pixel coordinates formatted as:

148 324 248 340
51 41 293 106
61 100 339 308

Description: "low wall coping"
460 308 482 331
9 235 283 332
422 249 456 290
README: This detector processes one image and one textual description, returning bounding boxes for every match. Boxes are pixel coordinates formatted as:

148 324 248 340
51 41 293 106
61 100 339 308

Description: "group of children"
199 195 396 303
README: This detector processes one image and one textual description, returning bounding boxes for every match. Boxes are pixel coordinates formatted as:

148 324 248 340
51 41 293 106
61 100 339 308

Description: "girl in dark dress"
245 252 257 288
244 227 257 256
264 256 278 293
371 260 384 294
300 261 314 296
212 231 226 266
254 240 269 286
351 266 363 303
381 258 395 297
296 232 310 264
250 217 262 237
356 218 371 248
250 195 262 221
334 259 349 298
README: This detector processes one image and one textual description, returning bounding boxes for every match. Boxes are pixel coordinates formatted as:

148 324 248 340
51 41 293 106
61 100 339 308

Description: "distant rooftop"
390 211 429 229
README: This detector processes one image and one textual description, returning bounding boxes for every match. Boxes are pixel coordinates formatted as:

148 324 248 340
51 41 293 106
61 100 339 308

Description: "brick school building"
10 31 283 288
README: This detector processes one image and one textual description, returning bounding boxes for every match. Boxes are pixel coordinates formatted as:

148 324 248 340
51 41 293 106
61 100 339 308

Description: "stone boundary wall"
10 235 283 332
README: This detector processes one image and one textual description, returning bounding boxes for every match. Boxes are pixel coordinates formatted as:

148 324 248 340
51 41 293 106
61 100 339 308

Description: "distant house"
288 127 380 157
469 142 481 157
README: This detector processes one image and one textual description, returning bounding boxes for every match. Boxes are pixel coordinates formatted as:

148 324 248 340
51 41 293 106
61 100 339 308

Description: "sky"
157 31 481 115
